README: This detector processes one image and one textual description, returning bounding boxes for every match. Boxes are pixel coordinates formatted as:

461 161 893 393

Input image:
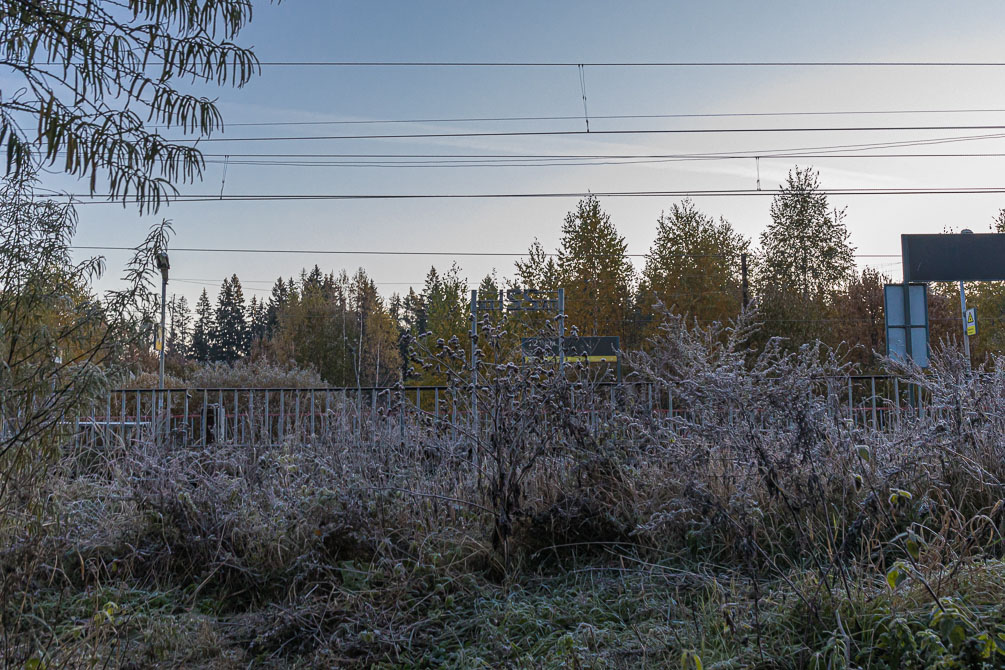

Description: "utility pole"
741 253 750 310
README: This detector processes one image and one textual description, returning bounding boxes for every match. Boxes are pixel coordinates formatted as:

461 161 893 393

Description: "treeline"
162 167 1005 383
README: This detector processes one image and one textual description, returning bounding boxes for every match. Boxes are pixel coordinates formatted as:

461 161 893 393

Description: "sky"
45 1 1005 305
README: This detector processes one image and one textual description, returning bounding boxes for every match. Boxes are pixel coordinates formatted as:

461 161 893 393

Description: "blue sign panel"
884 283 929 368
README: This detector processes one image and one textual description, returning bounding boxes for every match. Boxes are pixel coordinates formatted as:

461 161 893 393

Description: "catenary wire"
237 60 1005 67
145 108 1005 129
61 187 1005 203
72 246 900 259
173 124 1005 143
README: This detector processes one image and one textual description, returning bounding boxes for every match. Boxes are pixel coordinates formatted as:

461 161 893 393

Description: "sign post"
960 280 972 367
966 308 977 337
470 290 478 454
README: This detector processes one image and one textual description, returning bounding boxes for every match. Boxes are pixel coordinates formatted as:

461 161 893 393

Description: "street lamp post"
155 251 170 441
155 251 170 388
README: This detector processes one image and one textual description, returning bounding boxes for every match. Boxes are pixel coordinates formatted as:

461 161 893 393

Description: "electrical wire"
145 108 1005 129
177 124 1005 143
62 187 1005 204
198 151 1005 169
245 60 1005 67
72 245 900 259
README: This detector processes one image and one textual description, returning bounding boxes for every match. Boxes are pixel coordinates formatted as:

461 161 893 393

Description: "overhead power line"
160 107 1005 129
172 107 1005 129
72 245 900 259
249 60 1005 67
64 187 1005 204
202 152 1005 169
183 124 1005 143
188 131 1005 159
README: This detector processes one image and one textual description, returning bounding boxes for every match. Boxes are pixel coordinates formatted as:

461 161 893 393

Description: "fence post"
399 387 406 447
847 377 854 428
871 377 878 430
279 391 285 442
295 391 301 438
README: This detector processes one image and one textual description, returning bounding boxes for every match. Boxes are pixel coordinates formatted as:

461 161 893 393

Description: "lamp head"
154 252 170 281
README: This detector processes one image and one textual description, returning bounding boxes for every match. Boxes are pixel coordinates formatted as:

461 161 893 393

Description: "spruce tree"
167 295 192 359
212 275 248 363
191 289 215 362
247 296 268 352
266 277 290 336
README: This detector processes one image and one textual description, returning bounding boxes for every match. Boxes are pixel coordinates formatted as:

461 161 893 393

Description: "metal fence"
61 374 947 449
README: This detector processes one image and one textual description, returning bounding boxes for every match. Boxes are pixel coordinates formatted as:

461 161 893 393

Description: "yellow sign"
966 308 977 337
154 325 164 351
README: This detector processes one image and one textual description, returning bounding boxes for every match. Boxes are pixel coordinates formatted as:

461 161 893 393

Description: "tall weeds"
6 310 1005 667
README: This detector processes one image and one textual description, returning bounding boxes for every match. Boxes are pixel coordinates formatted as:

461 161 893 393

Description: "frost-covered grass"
5 315 1005 668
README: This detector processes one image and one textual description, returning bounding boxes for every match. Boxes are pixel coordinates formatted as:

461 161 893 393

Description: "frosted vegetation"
4 289 1005 667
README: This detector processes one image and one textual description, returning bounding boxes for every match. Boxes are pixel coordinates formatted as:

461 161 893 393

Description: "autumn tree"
760 167 854 298
638 199 749 330
827 268 888 368
351 270 402 387
556 195 635 339
402 265 469 384
514 239 560 292
271 268 401 386
757 167 855 346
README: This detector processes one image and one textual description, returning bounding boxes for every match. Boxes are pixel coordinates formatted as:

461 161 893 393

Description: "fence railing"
57 374 950 449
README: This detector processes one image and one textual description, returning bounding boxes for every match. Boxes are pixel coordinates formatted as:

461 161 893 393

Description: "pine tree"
557 195 635 337
191 289 215 362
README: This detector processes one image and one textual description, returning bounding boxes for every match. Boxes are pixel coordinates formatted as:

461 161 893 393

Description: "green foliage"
759 167 855 299
0 0 269 211
271 267 401 386
639 198 749 328
557 195 634 338
212 274 249 363
191 288 215 362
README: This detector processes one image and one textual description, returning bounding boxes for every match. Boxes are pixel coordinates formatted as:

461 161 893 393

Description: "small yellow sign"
966 308 977 337
154 325 165 351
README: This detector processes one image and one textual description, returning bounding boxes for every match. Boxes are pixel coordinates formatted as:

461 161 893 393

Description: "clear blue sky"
55 1 1005 303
